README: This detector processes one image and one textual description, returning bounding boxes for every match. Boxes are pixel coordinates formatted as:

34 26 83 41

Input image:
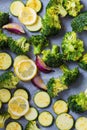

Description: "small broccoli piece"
0 12 9 27
71 12 87 32
8 37 30 55
42 45 63 68
78 53 87 70
60 65 79 86
0 71 19 89
29 35 49 55
0 31 8 49
63 0 83 17
62 31 84 61
0 111 10 128
68 91 87 113
25 121 40 130
47 77 68 98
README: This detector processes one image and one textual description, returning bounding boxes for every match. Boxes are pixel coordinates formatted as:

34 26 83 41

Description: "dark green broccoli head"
47 77 68 98
29 35 49 55
0 31 8 49
63 0 83 17
25 121 40 130
71 12 87 32
79 53 87 70
42 45 63 68
60 65 79 85
68 92 87 113
0 71 19 89
0 111 10 128
8 37 30 55
62 31 84 61
0 12 9 27
41 13 61 36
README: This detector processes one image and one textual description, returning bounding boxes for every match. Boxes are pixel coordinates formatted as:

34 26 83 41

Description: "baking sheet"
0 0 87 130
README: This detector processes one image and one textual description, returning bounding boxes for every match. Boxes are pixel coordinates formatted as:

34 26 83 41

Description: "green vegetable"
8 37 30 55
42 45 63 68
29 35 49 55
71 12 87 32
0 12 9 27
47 65 79 98
0 111 10 128
79 53 87 70
25 121 40 130
0 71 19 89
60 65 79 86
0 31 8 49
62 31 84 61
68 91 87 113
63 0 83 17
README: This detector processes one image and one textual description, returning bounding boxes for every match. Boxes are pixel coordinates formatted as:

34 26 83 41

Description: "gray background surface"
0 0 87 130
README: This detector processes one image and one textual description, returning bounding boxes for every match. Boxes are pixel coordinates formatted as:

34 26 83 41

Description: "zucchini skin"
6 121 23 130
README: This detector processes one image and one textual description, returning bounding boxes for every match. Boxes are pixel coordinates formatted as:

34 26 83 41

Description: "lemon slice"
14 59 37 81
19 7 37 25
8 96 29 117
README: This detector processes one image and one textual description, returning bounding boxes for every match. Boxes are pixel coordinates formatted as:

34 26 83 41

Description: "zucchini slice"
34 91 51 108
10 1 24 17
0 53 12 70
26 16 42 32
14 89 29 100
56 113 74 130
75 117 87 130
0 101 2 109
53 100 68 115
38 111 53 127
6 122 22 130
26 0 42 12
14 55 29 68
0 89 11 103
25 107 38 121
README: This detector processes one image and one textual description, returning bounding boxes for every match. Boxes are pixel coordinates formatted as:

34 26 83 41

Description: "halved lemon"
14 59 37 81
8 96 29 117
18 7 37 25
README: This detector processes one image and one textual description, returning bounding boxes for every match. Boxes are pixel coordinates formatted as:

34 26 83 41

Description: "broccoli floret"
25 121 40 130
60 65 79 86
29 35 49 55
78 53 87 70
42 45 63 68
0 111 10 128
68 91 87 113
8 37 30 55
0 31 8 49
71 12 87 32
0 71 19 89
63 0 83 17
47 77 68 98
0 12 9 27
62 31 84 61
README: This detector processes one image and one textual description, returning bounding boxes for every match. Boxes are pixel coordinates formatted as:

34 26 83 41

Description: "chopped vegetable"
3 23 25 34
0 11 9 27
25 121 40 130
79 53 87 70
0 89 11 103
62 31 84 61
6 122 22 130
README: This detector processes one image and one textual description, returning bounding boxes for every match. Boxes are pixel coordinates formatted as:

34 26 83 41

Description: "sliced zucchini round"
25 107 38 121
53 100 68 115
0 53 12 70
6 122 22 130
26 16 42 32
38 111 53 127
56 113 74 130
0 89 11 103
14 89 29 100
14 55 29 68
26 0 42 12
10 1 25 17
0 101 2 109
34 91 51 108
75 117 87 130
